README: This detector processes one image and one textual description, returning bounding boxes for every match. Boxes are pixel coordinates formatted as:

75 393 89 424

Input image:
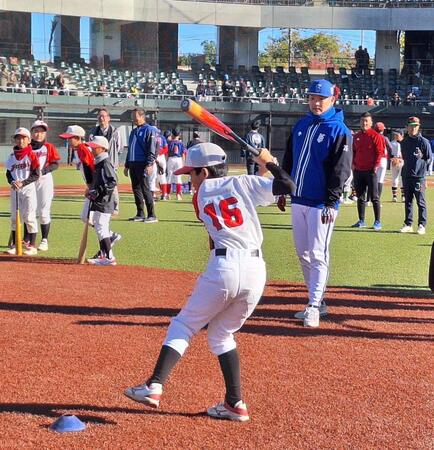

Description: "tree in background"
201 40 217 66
259 30 355 68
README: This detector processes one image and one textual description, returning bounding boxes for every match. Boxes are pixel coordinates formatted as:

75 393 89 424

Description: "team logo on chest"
298 131 302 137
317 133 325 143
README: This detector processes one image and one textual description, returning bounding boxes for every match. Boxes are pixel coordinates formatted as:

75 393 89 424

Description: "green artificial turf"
1 167 432 290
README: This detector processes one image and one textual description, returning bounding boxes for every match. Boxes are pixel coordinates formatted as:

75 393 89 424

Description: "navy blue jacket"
126 123 158 167
401 133 432 179
282 107 352 208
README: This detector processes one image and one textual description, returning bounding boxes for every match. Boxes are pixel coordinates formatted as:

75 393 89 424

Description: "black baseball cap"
172 127 181 136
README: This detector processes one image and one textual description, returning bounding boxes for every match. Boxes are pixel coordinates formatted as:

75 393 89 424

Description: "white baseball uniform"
164 174 275 356
33 142 60 225
6 149 39 233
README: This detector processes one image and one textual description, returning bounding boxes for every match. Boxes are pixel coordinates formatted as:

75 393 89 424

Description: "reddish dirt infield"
0 260 433 449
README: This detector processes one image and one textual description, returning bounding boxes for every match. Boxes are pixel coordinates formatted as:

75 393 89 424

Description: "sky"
31 13 376 62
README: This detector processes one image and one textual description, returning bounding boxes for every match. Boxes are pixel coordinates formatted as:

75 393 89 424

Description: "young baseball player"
5 128 40 256
30 120 61 251
85 136 118 266
166 128 186 200
124 142 295 422
59 125 95 225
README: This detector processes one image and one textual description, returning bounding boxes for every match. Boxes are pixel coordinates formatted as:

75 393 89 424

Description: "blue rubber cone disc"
50 414 86 432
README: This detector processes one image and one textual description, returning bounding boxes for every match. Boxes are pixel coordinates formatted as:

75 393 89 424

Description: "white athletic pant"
343 171 353 195
377 157 388 184
36 173 54 225
10 184 38 233
93 211 111 241
167 157 183 184
291 203 336 308
164 249 266 356
157 154 167 185
81 198 93 225
149 163 158 192
391 164 403 189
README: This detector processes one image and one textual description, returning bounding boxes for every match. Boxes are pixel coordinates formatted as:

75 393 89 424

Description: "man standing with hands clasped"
279 79 352 328
124 108 158 223
351 112 384 231
399 116 432 235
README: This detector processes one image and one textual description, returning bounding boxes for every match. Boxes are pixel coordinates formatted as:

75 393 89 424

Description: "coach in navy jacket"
124 108 158 222
280 79 352 328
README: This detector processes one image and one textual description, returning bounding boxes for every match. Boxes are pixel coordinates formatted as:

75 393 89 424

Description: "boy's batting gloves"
87 189 98 201
277 195 286 212
321 206 335 224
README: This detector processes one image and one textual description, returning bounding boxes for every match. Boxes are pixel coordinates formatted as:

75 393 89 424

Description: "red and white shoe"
23 246 38 256
207 400 249 422
124 382 162 408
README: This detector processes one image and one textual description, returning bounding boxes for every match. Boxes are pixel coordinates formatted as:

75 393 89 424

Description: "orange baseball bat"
181 99 261 156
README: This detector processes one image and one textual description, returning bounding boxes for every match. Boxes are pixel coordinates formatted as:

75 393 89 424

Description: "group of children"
6 123 120 265
6 121 60 255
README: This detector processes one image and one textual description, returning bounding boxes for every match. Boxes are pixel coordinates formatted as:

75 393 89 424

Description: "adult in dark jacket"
399 116 432 235
124 108 158 222
241 121 265 175
85 136 119 266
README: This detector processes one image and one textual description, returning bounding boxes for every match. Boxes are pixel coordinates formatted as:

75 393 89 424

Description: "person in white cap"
5 128 40 255
84 136 119 266
29 120 61 251
124 143 295 422
59 125 95 226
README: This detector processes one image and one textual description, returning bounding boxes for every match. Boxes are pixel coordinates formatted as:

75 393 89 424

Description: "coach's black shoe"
129 215 145 222
143 216 158 224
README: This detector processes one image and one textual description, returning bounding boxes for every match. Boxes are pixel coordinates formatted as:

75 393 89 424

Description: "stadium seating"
0 56 432 106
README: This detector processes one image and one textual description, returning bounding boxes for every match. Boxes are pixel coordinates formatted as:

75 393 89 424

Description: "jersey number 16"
204 197 244 231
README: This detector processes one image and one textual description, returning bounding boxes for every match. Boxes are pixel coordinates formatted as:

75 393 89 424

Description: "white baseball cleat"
303 306 320 328
38 239 48 251
87 257 117 266
124 382 162 408
400 225 413 233
6 246 16 255
417 225 426 235
294 301 327 319
207 401 249 422
23 246 38 256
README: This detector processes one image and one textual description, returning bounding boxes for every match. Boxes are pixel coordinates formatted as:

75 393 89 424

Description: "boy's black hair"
193 163 228 179
360 112 372 119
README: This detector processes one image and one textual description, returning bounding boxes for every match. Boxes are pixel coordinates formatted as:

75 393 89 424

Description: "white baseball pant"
377 157 388 184
148 163 158 192
36 173 54 225
81 198 94 226
391 164 403 188
167 157 183 184
93 211 111 241
164 249 266 356
157 154 167 186
10 184 38 233
291 203 336 308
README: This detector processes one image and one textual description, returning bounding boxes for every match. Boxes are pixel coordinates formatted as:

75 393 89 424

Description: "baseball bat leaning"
77 200 92 264
181 99 261 156
15 190 23 256
429 242 434 292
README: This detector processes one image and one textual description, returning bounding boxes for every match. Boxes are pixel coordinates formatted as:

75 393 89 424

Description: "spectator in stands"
355 46 364 72
406 91 417 106
0 65 8 91
89 108 123 214
55 72 65 94
391 91 401 107
21 70 31 87
8 70 18 90
362 48 370 71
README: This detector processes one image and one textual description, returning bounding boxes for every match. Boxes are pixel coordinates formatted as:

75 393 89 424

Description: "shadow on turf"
0 402 206 421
